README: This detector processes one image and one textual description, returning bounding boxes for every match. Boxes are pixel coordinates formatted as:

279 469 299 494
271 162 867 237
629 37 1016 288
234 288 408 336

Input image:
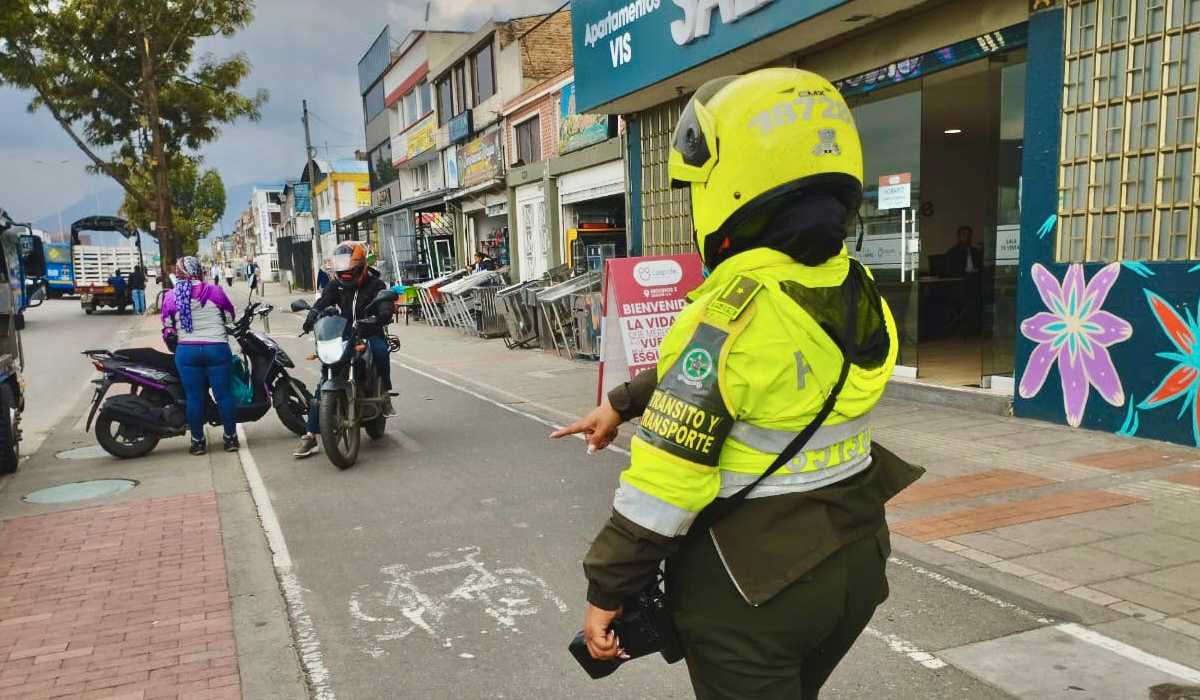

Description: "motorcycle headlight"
316 337 346 365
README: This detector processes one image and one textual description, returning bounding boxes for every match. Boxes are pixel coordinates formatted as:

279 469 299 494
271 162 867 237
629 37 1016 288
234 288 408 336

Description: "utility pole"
302 99 323 289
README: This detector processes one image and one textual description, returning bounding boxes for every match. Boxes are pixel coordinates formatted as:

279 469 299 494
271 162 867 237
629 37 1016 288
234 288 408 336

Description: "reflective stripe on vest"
613 481 699 538
717 451 873 499
728 413 872 455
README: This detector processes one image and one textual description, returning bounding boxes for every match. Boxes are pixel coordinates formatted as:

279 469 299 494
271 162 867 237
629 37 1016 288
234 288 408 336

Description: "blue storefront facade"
570 0 1200 447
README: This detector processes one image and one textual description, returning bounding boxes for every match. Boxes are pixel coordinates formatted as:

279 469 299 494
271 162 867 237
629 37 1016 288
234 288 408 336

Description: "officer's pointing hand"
584 603 628 661
551 400 622 453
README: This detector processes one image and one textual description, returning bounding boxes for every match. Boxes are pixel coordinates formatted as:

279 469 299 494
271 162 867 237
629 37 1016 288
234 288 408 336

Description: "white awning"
558 159 625 205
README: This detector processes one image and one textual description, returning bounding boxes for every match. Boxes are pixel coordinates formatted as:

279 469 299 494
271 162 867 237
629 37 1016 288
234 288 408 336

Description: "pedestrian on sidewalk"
210 261 223 286
554 68 922 699
161 256 240 455
225 264 234 287
128 265 147 315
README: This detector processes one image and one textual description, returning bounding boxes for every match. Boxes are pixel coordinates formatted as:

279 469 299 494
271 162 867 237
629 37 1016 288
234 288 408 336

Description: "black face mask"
706 189 853 268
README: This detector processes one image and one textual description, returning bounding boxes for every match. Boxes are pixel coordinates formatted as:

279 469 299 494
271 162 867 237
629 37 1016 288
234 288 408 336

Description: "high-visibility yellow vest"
614 246 898 538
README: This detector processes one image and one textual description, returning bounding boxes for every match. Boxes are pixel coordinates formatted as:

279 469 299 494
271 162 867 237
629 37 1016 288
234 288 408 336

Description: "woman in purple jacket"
161 257 239 455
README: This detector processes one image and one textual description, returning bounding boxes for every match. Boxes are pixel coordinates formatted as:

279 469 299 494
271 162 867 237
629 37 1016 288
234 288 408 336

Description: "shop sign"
877 173 912 211
443 146 460 189
571 0 844 111
356 186 372 209
996 224 1020 264
457 130 503 189
372 182 396 209
447 111 473 143
598 253 705 399
485 201 507 217
407 115 436 159
293 182 311 214
559 82 610 154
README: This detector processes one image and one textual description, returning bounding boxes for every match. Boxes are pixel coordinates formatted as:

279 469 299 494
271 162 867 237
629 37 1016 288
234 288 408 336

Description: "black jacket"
128 269 146 290
309 268 391 337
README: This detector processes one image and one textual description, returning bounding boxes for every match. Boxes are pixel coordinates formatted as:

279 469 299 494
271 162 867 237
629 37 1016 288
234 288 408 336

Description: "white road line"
1056 623 1200 683
396 353 583 422
236 425 337 700
394 359 631 457
888 556 1055 624
862 626 947 670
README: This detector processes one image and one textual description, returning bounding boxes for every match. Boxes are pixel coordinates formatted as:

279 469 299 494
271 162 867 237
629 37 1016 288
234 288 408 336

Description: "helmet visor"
669 76 737 188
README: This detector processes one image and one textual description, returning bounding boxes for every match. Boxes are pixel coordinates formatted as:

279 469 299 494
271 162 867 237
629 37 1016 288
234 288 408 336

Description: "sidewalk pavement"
359 285 1200 668
0 314 305 700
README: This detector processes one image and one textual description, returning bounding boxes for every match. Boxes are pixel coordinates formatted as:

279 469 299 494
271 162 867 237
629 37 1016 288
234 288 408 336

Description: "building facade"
429 10 576 279
249 186 283 282
305 159 370 257
568 0 1200 447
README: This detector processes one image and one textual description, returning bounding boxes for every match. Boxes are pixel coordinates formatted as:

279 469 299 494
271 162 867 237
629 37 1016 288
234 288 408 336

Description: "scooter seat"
113 348 178 374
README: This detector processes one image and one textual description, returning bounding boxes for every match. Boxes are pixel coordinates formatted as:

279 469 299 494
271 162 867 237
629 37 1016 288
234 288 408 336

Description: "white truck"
70 217 145 315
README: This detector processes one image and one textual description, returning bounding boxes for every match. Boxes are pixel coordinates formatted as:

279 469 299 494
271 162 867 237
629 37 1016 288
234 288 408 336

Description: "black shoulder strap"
700 260 862 529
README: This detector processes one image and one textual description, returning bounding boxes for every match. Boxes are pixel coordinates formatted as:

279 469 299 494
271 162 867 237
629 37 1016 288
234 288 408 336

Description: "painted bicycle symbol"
349 546 568 657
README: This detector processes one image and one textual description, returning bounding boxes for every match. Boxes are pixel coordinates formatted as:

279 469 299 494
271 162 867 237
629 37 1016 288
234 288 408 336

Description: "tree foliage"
120 156 225 256
0 0 265 262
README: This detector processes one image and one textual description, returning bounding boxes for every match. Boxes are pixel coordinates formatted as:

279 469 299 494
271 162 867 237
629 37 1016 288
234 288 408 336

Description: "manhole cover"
23 479 138 504
55 445 110 460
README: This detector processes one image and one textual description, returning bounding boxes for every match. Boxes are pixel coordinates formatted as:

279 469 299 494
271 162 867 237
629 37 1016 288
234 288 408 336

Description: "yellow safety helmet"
669 67 863 266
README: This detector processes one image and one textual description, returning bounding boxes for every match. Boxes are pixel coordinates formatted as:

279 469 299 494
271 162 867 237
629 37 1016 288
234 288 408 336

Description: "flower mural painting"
1019 263 1132 427
1138 291 1200 446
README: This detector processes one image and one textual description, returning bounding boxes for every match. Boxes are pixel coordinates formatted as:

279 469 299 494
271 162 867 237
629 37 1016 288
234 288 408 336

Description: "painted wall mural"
1014 253 1200 447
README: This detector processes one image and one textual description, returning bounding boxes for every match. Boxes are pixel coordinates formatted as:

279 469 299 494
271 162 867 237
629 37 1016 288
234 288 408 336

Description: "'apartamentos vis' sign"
571 0 846 111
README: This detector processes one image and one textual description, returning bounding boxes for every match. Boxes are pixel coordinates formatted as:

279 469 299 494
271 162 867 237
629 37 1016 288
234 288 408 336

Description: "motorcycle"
83 301 312 458
291 289 398 470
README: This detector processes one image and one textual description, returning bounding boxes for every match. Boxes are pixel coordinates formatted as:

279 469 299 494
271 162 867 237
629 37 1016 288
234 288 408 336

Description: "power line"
306 108 362 140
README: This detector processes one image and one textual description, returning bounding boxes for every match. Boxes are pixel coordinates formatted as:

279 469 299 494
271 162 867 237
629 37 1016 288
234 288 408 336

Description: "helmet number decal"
749 94 853 135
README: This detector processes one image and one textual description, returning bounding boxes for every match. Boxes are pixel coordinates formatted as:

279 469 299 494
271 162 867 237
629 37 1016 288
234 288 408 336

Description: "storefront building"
570 0 1200 446
504 70 626 281
430 11 576 277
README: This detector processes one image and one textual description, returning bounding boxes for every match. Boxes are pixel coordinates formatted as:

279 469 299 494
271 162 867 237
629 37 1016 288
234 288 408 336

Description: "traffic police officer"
554 68 923 699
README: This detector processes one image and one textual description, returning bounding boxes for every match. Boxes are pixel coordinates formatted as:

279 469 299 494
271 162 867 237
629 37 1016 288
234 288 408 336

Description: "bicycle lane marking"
237 424 337 700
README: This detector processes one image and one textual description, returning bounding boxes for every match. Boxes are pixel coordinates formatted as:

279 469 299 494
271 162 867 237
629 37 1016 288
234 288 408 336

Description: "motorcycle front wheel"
319 390 359 470
95 415 160 459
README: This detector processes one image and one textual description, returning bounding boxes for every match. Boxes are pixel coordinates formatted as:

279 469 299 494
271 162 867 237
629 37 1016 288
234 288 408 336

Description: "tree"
0 0 266 274
120 156 226 256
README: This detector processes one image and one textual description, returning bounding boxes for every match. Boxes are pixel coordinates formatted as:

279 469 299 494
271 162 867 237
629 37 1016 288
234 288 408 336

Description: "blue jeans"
305 336 391 434
175 342 238 441
131 289 146 314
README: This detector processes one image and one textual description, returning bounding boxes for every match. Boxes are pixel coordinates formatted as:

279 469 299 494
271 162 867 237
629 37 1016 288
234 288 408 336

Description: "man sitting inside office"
945 224 984 336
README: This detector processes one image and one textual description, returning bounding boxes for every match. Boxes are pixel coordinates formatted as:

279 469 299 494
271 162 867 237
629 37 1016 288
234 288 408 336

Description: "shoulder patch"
707 275 762 322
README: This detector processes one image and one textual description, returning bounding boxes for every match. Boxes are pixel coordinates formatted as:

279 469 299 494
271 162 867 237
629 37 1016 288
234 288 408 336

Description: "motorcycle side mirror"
290 299 311 312
372 290 398 305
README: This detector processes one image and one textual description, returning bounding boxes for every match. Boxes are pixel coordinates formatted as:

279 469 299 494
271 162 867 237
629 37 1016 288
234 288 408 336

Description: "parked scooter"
83 301 312 458
291 289 397 469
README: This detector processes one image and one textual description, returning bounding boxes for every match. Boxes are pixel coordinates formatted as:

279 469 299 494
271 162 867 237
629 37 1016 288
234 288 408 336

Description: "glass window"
1130 39 1164 93
436 78 452 125
1095 212 1120 260
1123 209 1154 258
368 140 396 189
1129 96 1159 149
403 90 419 129
1092 157 1122 208
515 116 541 164
1097 49 1128 99
453 64 469 113
363 81 386 121
1074 0 1099 50
1075 108 1093 157
418 80 432 115
1159 208 1191 258
472 43 496 103
1103 0 1131 44
1095 103 1124 154
1159 149 1194 203
1172 0 1200 26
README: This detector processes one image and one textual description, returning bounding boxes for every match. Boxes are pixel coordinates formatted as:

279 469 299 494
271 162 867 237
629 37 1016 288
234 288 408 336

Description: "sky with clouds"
0 0 565 232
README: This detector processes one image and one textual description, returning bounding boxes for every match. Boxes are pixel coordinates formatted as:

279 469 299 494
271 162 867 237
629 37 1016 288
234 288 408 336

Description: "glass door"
850 84 922 374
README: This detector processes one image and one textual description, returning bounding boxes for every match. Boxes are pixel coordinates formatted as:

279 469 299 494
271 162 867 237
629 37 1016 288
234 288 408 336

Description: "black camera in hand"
568 582 683 679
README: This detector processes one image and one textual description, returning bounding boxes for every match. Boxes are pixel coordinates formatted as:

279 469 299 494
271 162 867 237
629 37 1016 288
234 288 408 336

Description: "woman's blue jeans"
174 342 238 441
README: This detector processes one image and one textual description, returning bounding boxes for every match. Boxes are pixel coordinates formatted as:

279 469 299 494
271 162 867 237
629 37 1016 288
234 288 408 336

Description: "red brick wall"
499 11 573 86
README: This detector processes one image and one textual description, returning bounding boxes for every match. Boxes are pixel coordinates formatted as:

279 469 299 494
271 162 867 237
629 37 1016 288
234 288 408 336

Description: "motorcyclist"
293 241 394 458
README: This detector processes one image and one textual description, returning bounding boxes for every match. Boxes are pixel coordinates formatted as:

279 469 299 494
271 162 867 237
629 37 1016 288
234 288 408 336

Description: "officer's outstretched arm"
551 369 657 453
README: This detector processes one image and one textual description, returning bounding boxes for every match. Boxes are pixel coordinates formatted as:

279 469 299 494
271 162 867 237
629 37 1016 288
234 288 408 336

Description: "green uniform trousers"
667 529 890 700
